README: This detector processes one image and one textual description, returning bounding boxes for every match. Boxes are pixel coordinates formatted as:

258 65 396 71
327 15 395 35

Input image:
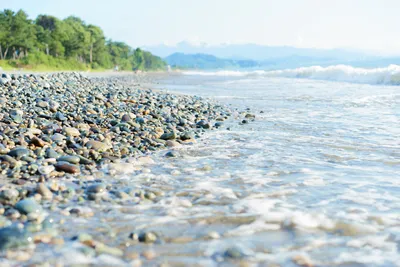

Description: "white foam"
183 64 400 85
226 220 281 236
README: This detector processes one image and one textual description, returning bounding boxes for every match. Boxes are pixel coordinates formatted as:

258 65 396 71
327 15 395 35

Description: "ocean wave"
183 65 400 85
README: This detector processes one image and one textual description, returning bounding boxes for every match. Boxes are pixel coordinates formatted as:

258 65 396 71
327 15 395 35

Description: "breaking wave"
183 64 400 85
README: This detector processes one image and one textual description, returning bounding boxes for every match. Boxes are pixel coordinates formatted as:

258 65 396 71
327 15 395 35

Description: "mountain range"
144 41 398 70
144 41 369 61
165 53 259 69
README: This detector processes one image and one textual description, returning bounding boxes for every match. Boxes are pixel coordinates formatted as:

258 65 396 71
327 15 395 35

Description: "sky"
3 0 400 54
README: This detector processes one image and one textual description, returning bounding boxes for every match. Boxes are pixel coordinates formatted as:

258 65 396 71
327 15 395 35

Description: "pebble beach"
1 71 397 267
0 72 238 266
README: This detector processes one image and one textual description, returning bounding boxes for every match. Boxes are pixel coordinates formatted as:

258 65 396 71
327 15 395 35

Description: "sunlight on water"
142 74 400 266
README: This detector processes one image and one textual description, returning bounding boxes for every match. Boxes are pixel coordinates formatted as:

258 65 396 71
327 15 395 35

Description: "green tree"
86 24 109 67
63 16 90 61
0 8 166 71
108 41 132 69
35 15 67 57
0 9 36 59
132 48 144 70
9 10 36 59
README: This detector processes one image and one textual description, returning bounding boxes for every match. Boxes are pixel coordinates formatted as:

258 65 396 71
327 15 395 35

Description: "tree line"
0 9 166 70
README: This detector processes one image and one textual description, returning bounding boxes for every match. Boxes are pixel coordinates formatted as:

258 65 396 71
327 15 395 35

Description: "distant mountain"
144 41 370 62
165 53 259 69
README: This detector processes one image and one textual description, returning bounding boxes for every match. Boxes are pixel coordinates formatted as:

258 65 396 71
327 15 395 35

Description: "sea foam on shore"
183 64 400 85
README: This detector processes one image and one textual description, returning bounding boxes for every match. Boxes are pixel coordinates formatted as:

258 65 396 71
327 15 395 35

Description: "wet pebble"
86 184 106 194
197 120 211 129
37 183 53 200
15 198 42 215
0 226 32 250
130 232 158 243
224 247 247 259
165 151 179 158
55 161 80 174
160 131 177 140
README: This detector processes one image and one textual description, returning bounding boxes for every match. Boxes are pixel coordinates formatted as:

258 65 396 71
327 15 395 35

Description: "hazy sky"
3 0 400 54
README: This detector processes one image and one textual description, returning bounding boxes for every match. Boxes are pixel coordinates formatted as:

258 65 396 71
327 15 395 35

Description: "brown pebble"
82 239 96 248
142 250 156 260
30 136 46 147
37 183 53 200
34 233 52 244
55 161 80 174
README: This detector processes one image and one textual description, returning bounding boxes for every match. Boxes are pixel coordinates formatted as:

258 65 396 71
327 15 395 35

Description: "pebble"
180 131 194 141
46 148 59 159
160 131 176 140
37 101 49 108
207 231 221 239
142 250 156 260
38 165 55 175
15 198 42 215
52 133 66 141
58 156 80 164
85 140 111 152
10 109 23 123
4 208 21 220
165 151 179 158
72 233 93 242
63 127 80 137
8 148 30 159
86 184 106 194
0 226 32 250
55 161 80 174
0 188 20 204
245 113 255 119
166 140 182 147
55 112 67 121
197 120 211 129
78 155 93 165
30 137 46 147
95 242 124 257
224 247 246 259
214 122 224 128
0 155 18 168
0 144 9 154
37 183 53 200
138 232 158 243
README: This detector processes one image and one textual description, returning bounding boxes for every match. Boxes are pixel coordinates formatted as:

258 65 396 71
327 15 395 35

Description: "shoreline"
0 71 236 264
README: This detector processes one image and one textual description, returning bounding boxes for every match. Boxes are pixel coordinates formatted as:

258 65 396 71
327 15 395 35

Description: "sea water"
146 68 400 266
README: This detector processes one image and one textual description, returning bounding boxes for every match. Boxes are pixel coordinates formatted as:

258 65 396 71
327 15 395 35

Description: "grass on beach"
0 58 90 72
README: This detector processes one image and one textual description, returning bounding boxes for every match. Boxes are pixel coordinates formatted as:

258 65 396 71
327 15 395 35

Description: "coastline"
1 70 398 266
0 71 235 265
